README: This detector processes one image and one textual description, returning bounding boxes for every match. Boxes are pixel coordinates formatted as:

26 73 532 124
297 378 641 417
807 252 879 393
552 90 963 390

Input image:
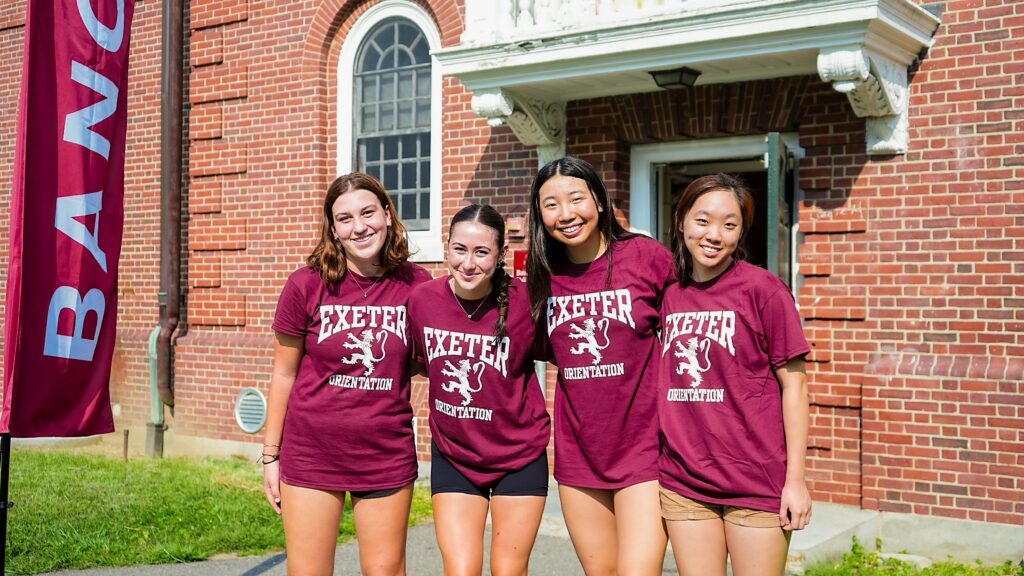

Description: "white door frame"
628 133 804 282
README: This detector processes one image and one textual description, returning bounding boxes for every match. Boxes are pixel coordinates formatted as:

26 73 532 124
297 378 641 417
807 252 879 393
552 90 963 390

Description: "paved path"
43 522 679 575
40 486 875 576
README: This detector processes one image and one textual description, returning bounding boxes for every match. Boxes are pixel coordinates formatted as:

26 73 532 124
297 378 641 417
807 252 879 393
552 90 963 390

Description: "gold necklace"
449 281 490 319
349 271 382 298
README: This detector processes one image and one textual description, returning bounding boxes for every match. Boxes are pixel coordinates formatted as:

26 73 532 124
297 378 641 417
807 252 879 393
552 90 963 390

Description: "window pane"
361 106 377 131
419 162 429 187
397 49 412 68
419 192 430 219
359 45 381 72
400 134 417 158
383 136 399 159
361 77 377 101
415 70 430 97
398 101 413 129
380 73 395 101
402 162 417 188
380 105 395 131
399 24 418 50
401 193 416 220
415 100 430 129
364 137 380 162
412 39 429 64
383 164 398 190
419 134 430 156
398 70 414 99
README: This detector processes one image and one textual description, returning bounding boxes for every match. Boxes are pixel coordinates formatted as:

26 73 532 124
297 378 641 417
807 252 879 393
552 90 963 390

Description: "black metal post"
0 433 12 574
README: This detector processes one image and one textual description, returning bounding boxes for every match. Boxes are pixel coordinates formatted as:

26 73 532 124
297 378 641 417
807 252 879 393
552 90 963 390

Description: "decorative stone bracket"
817 47 910 155
471 89 566 165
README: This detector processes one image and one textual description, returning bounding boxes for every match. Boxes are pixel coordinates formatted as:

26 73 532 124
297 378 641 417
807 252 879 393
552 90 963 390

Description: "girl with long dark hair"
526 157 675 575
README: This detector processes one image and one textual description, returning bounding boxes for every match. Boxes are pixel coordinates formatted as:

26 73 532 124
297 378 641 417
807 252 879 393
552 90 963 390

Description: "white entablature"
434 0 940 155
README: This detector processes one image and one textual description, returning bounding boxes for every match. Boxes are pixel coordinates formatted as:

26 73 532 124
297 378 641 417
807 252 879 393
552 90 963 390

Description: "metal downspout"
150 0 185 457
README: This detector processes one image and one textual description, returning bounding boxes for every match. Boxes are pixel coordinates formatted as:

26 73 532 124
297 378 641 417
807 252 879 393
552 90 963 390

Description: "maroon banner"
2 0 135 437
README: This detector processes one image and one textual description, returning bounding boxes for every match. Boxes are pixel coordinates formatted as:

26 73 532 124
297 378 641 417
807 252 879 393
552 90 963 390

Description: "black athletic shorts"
349 487 402 499
430 442 549 499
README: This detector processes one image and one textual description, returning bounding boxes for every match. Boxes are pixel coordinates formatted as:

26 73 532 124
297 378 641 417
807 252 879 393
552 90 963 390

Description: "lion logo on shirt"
342 329 389 376
568 318 610 365
441 359 485 406
675 337 711 387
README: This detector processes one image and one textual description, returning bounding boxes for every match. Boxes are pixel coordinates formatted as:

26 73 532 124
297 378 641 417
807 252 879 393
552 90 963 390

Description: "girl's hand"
779 479 812 530
263 459 282 514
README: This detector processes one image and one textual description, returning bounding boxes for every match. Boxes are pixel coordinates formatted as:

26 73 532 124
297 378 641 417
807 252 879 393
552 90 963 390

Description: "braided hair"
449 204 512 341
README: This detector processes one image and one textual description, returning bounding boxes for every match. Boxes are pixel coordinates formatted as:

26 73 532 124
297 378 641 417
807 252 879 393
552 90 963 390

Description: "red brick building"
1 0 1021 546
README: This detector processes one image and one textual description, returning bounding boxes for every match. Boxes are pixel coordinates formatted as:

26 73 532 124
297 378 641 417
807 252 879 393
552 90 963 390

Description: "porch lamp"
649 66 702 89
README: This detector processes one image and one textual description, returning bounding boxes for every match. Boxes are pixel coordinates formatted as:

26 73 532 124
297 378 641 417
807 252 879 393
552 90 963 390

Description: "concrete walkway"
41 488 877 576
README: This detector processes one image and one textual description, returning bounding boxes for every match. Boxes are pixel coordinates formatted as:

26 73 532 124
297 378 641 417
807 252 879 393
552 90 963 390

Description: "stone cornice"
818 47 909 155
471 89 566 154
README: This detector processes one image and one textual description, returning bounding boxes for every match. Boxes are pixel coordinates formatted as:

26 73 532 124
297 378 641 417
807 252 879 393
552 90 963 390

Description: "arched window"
339 2 442 261
355 18 431 230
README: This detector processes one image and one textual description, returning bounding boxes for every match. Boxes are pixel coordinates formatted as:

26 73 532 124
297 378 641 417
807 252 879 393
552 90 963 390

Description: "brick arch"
298 0 463 187
302 0 462 75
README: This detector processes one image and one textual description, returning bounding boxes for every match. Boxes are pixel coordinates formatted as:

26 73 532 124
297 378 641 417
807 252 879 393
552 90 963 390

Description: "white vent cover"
234 388 267 434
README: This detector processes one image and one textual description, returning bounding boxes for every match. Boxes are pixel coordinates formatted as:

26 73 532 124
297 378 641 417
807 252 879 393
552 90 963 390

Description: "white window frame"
629 134 805 292
338 0 443 262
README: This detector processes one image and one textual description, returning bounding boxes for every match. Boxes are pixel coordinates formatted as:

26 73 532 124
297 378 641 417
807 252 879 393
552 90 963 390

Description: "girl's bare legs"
613 480 669 575
560 480 668 576
489 495 546 576
666 518 727 576
351 484 414 576
724 523 791 576
433 492 489 576
280 481 344 576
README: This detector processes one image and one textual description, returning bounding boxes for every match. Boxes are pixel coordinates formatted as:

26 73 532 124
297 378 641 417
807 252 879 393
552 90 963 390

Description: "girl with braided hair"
408 204 551 576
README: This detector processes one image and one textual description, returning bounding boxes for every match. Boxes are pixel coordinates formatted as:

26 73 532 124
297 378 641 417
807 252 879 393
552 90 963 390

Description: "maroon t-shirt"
409 276 551 486
272 262 432 491
658 260 810 512
545 235 676 488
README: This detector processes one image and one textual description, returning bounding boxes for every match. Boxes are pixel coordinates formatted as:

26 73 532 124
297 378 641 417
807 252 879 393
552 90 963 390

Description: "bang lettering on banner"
1 0 135 437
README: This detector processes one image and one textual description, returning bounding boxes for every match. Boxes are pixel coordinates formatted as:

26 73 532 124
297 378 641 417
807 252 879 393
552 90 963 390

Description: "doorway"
631 134 801 287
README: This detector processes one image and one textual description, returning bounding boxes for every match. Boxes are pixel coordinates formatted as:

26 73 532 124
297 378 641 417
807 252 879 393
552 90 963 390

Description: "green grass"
5 449 433 575
806 537 1024 576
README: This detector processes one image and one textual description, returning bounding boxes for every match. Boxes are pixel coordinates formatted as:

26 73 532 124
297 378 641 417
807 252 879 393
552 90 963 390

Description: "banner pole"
0 433 12 574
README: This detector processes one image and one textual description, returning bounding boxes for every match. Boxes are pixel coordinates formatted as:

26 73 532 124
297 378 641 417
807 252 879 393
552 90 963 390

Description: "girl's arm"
777 356 812 530
262 331 304 514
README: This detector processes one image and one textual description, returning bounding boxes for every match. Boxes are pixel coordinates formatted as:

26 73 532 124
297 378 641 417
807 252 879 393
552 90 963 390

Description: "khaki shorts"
660 486 781 528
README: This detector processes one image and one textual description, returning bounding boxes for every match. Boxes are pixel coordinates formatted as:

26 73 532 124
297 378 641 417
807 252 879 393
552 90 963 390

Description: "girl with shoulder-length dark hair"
262 172 432 576
658 173 811 576
525 156 675 575
408 204 551 576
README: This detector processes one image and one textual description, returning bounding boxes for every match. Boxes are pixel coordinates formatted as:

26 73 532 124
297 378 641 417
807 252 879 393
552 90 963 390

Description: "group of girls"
261 157 811 576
